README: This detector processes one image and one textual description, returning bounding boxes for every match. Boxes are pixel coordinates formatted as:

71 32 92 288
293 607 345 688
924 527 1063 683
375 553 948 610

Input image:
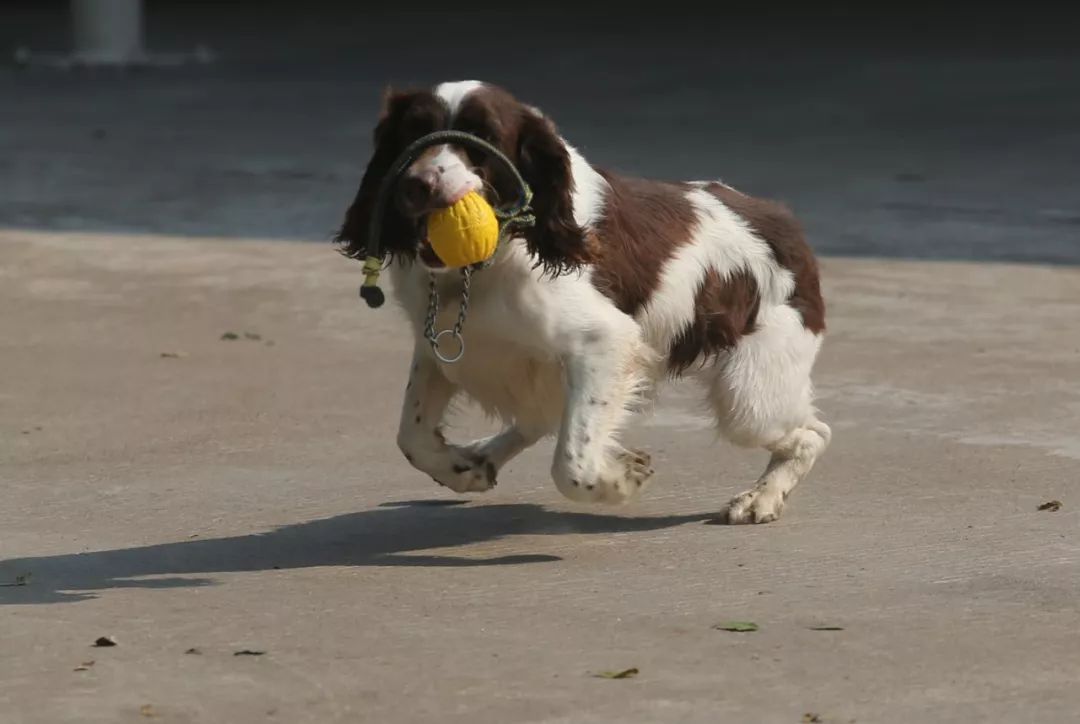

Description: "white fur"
387 85 830 521
564 143 609 229
435 80 484 115
403 144 482 207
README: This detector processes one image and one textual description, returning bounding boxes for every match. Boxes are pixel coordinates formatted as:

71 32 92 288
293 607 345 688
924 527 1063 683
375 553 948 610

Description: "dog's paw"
722 486 785 524
555 448 654 504
431 447 498 494
615 448 654 496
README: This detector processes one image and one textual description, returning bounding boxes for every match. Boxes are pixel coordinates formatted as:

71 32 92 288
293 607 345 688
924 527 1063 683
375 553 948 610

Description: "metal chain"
454 267 471 336
424 267 471 364
423 273 439 344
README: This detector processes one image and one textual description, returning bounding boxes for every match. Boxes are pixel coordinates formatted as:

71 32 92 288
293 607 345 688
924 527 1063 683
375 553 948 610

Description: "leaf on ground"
1038 500 1062 512
243 331 262 341
803 714 823 723
593 667 639 679
808 625 845 631
159 351 186 359
184 648 202 655
220 332 239 340
139 704 158 718
93 636 117 647
233 649 265 656
713 621 759 632
74 660 95 671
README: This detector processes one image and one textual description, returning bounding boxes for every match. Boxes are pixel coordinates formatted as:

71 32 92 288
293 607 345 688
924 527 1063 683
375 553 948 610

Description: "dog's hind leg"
707 305 831 523
722 420 831 524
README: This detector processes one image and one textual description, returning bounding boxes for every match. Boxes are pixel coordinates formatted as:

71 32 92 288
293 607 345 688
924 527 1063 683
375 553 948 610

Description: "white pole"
14 0 210 69
70 0 145 65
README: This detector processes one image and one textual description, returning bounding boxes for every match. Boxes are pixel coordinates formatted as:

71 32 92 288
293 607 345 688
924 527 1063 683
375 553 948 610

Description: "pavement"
2 230 1079 723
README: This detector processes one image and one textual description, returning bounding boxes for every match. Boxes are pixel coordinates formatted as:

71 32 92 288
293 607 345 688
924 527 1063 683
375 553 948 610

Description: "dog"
335 80 831 523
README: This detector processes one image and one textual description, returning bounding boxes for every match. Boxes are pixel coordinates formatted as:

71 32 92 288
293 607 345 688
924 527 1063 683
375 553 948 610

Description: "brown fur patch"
335 88 448 263
668 268 761 375
704 183 826 333
589 174 698 315
452 86 527 205
454 86 588 274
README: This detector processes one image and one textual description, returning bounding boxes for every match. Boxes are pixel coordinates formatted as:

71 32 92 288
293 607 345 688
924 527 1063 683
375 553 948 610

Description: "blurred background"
2 1 1078 263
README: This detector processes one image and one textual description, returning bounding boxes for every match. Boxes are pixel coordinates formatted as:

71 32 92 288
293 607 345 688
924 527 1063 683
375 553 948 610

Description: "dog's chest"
435 328 564 432
396 265 567 433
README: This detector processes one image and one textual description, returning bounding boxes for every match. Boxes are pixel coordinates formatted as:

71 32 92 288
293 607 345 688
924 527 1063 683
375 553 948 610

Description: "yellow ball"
426 191 499 268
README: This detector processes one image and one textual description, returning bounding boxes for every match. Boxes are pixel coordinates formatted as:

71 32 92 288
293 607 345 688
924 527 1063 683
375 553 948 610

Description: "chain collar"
423 267 471 364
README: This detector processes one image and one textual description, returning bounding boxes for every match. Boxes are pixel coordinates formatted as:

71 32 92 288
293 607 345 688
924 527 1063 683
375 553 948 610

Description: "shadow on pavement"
0 500 710 604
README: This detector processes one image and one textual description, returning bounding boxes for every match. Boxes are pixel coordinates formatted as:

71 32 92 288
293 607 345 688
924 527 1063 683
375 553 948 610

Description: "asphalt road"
2 3 1078 263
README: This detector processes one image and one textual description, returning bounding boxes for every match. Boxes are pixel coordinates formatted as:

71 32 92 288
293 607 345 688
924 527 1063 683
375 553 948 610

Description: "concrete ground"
2 3 1080 723
2 231 1078 723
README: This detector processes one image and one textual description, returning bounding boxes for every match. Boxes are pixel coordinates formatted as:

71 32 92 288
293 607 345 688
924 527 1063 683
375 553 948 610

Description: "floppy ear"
516 112 589 274
335 88 419 261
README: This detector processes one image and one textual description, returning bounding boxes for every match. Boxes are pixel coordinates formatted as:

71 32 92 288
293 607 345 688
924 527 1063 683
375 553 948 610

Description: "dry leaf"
233 649 265 656
74 660 95 671
243 332 262 341
593 667 638 679
808 626 844 631
220 332 239 341
1038 500 1062 512
93 636 117 647
140 704 157 718
803 714 823 723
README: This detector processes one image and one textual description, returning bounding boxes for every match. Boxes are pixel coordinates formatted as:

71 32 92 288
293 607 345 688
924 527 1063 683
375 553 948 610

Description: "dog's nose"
399 171 438 213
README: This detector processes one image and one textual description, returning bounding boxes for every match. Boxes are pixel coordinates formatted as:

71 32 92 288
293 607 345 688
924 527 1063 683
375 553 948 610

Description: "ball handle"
359 256 385 308
359 284 385 308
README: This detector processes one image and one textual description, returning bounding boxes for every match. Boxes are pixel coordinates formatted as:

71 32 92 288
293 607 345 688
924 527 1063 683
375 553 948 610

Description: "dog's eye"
401 123 433 144
400 108 442 144
464 145 490 168
458 124 497 145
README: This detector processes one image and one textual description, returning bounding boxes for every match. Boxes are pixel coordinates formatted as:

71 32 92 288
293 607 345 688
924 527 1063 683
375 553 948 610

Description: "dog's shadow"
0 499 710 604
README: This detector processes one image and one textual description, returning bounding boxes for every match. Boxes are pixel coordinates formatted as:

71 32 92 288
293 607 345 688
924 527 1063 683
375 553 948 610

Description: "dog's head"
335 81 587 274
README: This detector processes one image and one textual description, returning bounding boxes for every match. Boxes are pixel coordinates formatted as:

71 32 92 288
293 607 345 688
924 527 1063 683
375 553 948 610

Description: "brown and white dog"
336 80 831 523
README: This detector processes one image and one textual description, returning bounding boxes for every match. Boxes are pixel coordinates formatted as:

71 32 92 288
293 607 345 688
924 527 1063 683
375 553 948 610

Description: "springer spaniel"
336 80 831 524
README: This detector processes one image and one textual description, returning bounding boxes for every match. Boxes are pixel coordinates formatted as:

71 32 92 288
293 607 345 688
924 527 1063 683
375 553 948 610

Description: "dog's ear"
516 111 589 273
335 88 422 261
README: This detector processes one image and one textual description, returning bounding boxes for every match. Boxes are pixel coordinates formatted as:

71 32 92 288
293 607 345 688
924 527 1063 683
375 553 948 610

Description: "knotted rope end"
359 256 385 308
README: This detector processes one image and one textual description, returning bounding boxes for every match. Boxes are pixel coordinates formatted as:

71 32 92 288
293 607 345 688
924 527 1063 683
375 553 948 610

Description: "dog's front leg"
396 346 530 493
550 324 654 504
